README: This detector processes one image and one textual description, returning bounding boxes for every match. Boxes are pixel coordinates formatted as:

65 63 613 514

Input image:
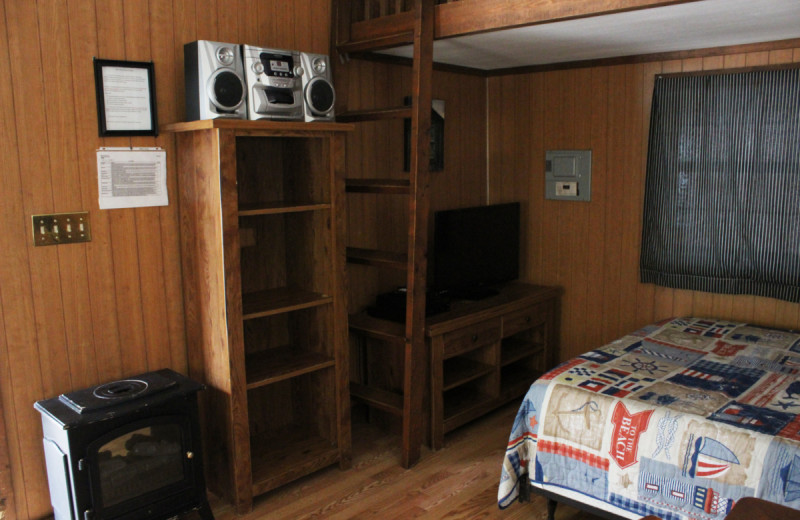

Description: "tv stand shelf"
427 282 562 450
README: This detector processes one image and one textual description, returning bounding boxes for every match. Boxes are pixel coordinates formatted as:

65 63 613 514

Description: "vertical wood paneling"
600 65 626 343
150 0 189 371
126 0 173 372
100 0 151 377
0 1 34 516
583 66 609 349
0 1 335 516
40 0 98 391
68 0 125 385
489 44 800 362
6 2 67 515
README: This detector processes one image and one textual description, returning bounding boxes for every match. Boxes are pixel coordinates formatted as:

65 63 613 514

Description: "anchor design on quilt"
555 401 600 433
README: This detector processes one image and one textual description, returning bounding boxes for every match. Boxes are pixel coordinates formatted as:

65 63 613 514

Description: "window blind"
640 67 800 303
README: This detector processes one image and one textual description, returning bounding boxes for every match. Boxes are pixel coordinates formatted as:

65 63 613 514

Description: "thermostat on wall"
545 150 592 201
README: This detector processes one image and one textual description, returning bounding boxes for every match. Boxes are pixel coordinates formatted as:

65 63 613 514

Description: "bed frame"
519 477 629 520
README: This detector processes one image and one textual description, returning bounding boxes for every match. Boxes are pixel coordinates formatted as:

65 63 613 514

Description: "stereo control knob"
216 46 235 66
252 60 265 75
312 57 327 74
294 66 304 77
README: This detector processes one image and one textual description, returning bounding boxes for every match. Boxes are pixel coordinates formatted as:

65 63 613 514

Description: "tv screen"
433 202 520 299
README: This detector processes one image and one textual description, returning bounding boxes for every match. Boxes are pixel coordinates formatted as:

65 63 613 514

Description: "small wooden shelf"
345 178 410 194
501 337 545 366
443 358 494 391
238 202 330 216
337 106 412 122
349 382 404 415
161 118 353 134
241 288 332 320
245 348 335 389
250 425 340 497
346 247 408 270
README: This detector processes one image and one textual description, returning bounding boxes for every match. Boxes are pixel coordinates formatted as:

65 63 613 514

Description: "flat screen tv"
432 202 520 299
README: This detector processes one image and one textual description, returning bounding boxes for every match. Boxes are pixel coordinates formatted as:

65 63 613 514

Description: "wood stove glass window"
94 422 185 507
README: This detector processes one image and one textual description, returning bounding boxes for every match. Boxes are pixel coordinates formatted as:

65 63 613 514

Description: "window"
640 67 800 303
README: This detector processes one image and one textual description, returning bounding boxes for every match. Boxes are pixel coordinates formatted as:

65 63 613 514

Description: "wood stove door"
83 415 200 519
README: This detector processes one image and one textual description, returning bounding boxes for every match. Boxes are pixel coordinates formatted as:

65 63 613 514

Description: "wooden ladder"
333 0 435 468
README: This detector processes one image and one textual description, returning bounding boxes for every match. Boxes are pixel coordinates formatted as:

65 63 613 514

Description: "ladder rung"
346 178 410 194
337 31 415 54
346 247 408 270
337 106 412 122
350 382 403 415
349 312 406 342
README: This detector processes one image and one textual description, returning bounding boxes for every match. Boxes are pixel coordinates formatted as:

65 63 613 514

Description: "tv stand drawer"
442 319 501 358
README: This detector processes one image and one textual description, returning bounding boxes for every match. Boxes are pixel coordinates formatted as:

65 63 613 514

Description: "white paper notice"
101 66 153 131
97 148 168 209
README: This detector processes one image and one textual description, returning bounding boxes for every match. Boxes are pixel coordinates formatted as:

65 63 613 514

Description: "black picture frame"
93 58 158 137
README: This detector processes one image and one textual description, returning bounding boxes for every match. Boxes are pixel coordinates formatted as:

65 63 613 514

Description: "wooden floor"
208 402 603 520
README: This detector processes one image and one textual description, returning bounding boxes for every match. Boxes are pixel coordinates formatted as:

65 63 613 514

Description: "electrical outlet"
32 212 91 246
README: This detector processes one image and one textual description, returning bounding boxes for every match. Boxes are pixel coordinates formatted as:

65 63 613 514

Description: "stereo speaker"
300 53 335 122
184 40 246 121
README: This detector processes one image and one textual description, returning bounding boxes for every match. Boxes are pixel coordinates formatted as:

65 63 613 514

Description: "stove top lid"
58 370 178 414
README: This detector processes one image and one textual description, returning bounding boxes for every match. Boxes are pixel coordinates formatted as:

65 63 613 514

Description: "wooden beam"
348 0 706 47
435 0 707 38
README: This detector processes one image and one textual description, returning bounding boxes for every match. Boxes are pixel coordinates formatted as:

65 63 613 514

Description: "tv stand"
446 285 499 300
427 282 562 449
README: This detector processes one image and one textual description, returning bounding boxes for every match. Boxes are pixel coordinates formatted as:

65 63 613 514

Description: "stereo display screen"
262 53 294 77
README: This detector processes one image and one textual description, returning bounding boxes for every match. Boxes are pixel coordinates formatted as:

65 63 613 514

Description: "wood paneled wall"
0 1 331 518
488 45 800 362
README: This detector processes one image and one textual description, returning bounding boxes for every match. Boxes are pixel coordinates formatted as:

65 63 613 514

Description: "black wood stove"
34 369 213 520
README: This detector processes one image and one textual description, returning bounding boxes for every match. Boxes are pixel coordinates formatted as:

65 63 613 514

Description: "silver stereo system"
242 45 304 121
184 40 247 121
299 52 335 122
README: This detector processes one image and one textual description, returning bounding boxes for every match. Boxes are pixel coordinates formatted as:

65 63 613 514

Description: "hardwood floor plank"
207 401 603 519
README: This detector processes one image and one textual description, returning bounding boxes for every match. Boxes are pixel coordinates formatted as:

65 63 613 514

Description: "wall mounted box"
545 150 592 201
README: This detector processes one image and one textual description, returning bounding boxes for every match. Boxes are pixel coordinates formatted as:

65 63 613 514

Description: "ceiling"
376 0 800 71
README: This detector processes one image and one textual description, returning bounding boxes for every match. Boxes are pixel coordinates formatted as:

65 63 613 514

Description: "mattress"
498 317 800 520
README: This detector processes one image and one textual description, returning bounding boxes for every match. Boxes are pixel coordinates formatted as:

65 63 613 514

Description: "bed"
498 317 800 520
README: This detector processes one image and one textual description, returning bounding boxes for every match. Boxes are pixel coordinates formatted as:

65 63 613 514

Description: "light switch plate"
32 212 91 246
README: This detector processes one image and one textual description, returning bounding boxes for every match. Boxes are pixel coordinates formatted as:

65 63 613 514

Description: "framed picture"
93 58 158 137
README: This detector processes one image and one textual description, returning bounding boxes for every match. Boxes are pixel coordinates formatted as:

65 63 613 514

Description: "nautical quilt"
498 317 800 520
